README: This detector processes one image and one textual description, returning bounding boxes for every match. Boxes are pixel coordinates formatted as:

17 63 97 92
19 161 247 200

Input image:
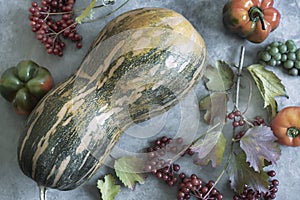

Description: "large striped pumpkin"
17 7 207 190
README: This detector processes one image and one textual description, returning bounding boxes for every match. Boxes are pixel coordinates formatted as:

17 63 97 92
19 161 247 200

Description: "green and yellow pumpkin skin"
17 7 207 190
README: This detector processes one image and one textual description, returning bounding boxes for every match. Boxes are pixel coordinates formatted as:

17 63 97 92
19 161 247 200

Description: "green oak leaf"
247 64 288 119
228 152 269 194
204 60 234 92
114 156 146 190
97 174 121 200
199 92 228 125
240 126 281 172
191 130 226 168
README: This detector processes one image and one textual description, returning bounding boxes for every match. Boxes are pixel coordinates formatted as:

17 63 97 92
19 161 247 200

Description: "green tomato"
289 68 298 76
283 60 294 69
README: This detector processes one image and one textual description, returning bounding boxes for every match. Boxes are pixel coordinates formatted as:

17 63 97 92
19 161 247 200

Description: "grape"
289 68 298 76
270 41 280 47
281 54 287 62
273 53 281 61
260 51 272 62
278 44 287 54
295 61 300 69
287 52 296 61
265 45 271 51
276 60 281 66
269 47 279 56
257 40 300 77
286 40 297 52
268 58 277 67
296 48 300 60
283 60 294 69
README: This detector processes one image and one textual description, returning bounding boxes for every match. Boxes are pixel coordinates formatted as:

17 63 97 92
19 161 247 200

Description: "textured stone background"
1 0 300 199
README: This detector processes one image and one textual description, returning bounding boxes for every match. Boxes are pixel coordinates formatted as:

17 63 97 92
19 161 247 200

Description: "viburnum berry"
145 136 223 200
233 170 279 200
227 109 246 128
28 0 82 56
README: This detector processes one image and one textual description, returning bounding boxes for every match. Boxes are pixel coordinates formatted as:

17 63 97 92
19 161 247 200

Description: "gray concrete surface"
1 0 300 199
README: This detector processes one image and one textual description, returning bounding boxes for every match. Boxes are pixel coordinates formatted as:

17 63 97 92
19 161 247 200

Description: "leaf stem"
235 46 245 109
241 75 253 115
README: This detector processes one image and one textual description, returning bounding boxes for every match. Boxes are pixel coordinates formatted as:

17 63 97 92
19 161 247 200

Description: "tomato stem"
287 127 300 138
249 6 266 30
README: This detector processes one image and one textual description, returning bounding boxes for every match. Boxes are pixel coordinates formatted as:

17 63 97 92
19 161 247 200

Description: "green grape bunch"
257 40 300 76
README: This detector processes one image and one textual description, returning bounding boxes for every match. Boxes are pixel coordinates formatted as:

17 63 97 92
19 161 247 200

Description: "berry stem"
203 138 234 200
40 11 72 15
82 0 130 23
47 22 77 36
75 0 97 24
190 122 222 146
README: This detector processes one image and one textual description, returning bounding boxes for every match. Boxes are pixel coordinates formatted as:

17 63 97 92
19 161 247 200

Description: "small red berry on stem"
29 0 83 56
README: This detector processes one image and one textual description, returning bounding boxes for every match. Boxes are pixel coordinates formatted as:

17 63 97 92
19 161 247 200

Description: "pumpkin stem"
249 7 266 30
39 185 47 200
287 127 300 138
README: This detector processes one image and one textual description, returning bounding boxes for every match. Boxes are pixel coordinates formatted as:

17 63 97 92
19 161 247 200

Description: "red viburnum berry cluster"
144 136 223 200
233 170 279 200
29 0 82 57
